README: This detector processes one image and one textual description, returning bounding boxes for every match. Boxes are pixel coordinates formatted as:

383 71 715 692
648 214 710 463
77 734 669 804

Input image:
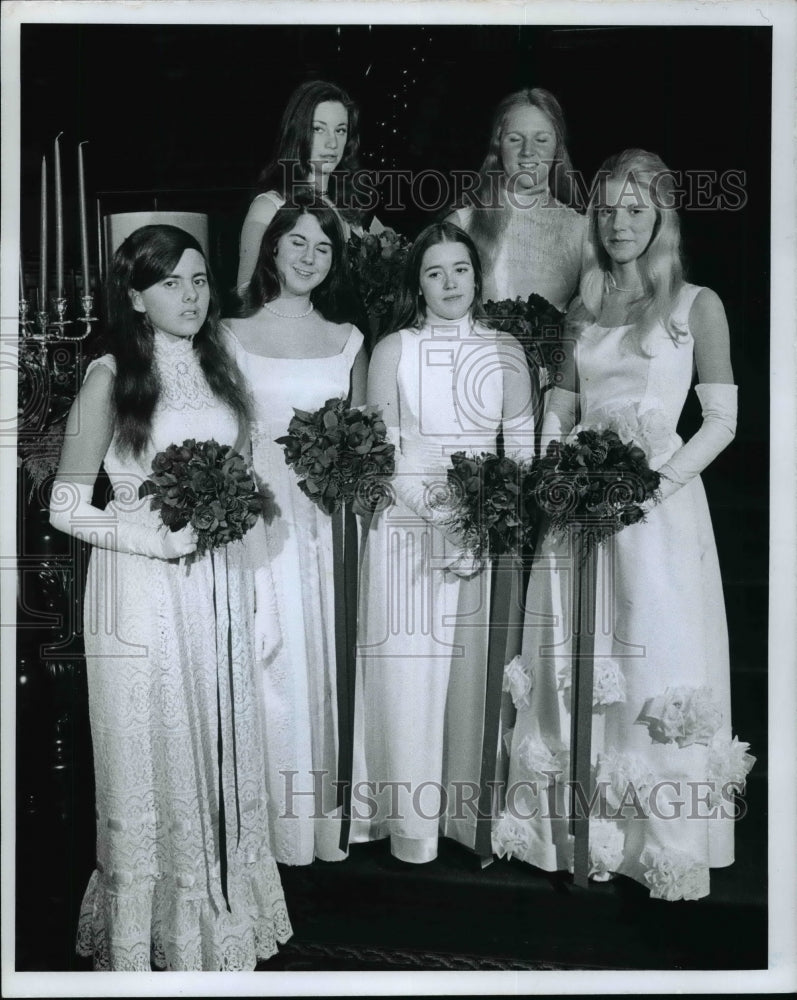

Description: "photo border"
2 1 795 996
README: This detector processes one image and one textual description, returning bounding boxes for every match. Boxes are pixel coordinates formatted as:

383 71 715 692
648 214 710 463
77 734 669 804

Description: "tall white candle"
78 142 90 288
96 199 103 281
39 155 48 307
54 132 64 296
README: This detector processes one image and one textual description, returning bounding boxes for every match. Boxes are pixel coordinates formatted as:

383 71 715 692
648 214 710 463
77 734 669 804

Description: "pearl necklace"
264 300 315 319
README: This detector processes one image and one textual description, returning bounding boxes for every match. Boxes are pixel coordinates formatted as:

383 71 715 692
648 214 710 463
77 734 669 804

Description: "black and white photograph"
2 1 795 995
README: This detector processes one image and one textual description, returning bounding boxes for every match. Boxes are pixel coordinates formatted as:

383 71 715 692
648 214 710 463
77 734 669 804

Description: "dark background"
21 24 771 319
16 22 770 971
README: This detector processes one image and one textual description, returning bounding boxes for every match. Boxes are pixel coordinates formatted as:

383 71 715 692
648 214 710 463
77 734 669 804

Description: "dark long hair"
256 79 362 222
107 225 252 458
389 221 485 333
458 88 577 273
236 190 353 323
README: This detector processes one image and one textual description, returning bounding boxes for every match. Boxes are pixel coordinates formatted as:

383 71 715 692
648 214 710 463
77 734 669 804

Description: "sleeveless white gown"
496 284 755 900
352 321 524 862
227 322 364 865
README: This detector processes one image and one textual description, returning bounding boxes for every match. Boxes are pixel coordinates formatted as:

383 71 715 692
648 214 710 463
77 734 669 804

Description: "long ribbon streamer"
474 553 523 859
526 341 547 460
332 502 359 853
570 528 597 888
210 548 241 913
224 548 242 849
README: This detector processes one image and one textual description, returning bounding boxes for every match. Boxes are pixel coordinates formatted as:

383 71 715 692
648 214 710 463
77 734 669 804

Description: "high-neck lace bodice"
89 333 241 494
458 199 586 311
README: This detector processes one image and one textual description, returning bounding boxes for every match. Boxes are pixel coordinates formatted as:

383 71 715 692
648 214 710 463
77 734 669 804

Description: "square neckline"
222 321 358 361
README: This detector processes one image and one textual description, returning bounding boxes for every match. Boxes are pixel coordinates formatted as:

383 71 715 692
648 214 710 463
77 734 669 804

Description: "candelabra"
19 291 97 344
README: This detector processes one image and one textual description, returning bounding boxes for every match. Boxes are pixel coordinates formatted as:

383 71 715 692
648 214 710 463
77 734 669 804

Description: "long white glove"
49 480 197 559
384 428 482 578
657 383 737 500
254 564 282 661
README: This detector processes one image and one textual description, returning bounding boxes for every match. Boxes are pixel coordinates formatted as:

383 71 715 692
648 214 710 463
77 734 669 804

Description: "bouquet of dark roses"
482 293 566 387
527 427 661 549
443 451 533 560
139 439 269 556
276 397 396 516
346 227 411 337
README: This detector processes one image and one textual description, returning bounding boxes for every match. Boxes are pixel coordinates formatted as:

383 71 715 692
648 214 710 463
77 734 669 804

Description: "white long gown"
76 333 291 970
496 284 756 900
227 321 364 865
351 321 531 862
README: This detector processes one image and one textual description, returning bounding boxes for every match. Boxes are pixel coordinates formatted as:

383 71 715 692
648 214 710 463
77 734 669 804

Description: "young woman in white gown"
49 225 291 969
224 194 367 865
237 79 381 292
351 221 536 863
496 150 755 900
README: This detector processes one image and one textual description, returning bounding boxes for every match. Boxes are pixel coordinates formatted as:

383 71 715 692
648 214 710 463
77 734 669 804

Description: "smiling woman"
446 87 586 312
222 193 368 865
272 213 334 300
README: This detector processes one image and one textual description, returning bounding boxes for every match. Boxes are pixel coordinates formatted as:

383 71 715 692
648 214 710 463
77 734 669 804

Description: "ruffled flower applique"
596 748 657 817
502 655 534 710
593 658 627 707
491 812 532 862
589 819 625 880
640 845 710 901
636 685 723 748
515 735 570 786
706 735 756 807
573 401 673 463
557 658 627 711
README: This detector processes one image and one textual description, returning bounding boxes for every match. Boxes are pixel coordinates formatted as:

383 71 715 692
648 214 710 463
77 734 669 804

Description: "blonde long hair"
574 149 687 348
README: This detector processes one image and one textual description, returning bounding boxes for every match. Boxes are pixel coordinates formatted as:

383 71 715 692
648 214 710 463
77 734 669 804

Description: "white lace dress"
76 333 291 970
227 322 364 865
